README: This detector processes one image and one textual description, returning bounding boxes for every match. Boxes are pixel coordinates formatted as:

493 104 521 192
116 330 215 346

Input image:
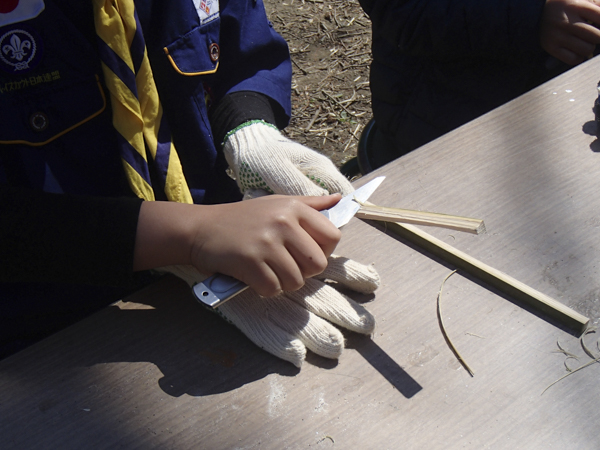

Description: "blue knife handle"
193 273 249 308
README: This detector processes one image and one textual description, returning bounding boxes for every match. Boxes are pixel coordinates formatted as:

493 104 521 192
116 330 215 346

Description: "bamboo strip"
356 203 485 235
377 221 590 335
437 270 475 376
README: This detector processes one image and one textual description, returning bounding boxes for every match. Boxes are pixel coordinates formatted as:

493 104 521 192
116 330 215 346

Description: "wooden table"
2 57 600 449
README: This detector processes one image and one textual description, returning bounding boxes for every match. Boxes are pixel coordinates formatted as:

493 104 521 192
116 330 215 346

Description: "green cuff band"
222 120 280 146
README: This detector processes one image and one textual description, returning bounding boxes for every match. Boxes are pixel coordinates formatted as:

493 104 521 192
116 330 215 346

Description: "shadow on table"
344 334 423 398
28 274 421 399
582 120 600 152
302 331 423 399
31 275 300 398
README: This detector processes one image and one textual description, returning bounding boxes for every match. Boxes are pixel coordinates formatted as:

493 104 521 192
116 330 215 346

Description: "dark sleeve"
0 186 143 287
208 91 287 148
359 0 546 62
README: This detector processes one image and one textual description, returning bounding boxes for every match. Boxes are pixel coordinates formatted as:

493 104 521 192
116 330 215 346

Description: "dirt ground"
262 0 373 169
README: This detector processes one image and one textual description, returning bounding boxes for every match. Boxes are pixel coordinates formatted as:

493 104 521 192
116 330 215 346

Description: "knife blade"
193 176 385 308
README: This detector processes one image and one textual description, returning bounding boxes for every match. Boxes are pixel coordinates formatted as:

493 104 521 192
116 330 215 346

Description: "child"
0 0 379 366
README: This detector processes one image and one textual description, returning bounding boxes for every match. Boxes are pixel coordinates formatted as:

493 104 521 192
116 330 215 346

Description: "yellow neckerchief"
93 0 192 203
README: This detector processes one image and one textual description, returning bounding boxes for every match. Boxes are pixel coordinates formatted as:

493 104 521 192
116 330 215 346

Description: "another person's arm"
540 0 600 65
358 0 545 61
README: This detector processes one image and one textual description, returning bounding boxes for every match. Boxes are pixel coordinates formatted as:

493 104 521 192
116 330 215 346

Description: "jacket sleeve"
209 0 293 123
0 186 143 287
359 0 547 62
137 0 292 127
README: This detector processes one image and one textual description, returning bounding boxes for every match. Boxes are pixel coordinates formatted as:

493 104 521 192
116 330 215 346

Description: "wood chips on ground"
263 0 373 168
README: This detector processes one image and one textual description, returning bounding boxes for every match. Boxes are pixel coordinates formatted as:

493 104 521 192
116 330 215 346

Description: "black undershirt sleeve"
0 185 143 287
209 91 288 148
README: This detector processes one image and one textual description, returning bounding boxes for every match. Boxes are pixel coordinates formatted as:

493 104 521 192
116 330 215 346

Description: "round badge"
209 43 220 63
29 111 48 132
0 25 42 74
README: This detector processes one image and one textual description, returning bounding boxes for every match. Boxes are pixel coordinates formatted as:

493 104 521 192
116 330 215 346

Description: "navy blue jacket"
0 0 291 356
1 0 291 204
359 0 570 155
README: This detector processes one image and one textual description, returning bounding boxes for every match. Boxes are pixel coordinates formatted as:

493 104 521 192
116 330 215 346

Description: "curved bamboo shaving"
542 327 599 395
564 357 579 372
580 328 598 359
437 270 475 377
553 341 579 359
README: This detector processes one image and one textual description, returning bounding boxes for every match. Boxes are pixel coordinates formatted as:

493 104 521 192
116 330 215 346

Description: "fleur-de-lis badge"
3 33 32 61
0 28 38 72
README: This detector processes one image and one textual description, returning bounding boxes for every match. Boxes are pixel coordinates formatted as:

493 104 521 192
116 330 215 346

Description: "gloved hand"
223 120 354 198
162 255 379 367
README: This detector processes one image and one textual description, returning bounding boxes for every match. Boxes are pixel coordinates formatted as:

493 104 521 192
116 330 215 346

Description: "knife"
193 176 385 308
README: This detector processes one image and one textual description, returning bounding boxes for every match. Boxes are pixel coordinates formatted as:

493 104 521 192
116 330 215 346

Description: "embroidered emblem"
192 0 219 25
0 26 41 73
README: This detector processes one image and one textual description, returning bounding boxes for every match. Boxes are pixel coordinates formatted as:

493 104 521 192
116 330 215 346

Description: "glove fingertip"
319 256 381 294
299 322 345 360
253 337 306 368
277 340 307 368
355 309 376 335
356 263 381 294
326 175 354 197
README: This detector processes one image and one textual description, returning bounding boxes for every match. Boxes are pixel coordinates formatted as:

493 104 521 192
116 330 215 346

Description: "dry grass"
263 0 373 168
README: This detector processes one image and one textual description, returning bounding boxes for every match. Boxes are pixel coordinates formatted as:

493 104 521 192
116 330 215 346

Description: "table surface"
3 57 600 450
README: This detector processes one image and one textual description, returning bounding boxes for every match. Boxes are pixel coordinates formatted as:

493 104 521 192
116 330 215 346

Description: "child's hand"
190 194 342 297
540 0 600 65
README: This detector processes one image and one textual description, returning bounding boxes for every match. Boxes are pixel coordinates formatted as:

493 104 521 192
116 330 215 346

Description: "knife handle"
193 273 249 308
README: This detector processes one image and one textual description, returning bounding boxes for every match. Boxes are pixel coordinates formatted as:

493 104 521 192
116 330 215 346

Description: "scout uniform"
0 0 292 356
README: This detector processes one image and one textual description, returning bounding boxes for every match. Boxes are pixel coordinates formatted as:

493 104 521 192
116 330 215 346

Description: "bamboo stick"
377 221 590 335
356 203 485 235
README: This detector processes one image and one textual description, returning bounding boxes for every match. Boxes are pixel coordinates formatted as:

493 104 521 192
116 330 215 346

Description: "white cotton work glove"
161 255 380 367
223 120 354 198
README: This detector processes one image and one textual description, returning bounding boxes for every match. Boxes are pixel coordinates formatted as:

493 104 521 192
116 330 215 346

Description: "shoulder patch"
0 0 45 27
